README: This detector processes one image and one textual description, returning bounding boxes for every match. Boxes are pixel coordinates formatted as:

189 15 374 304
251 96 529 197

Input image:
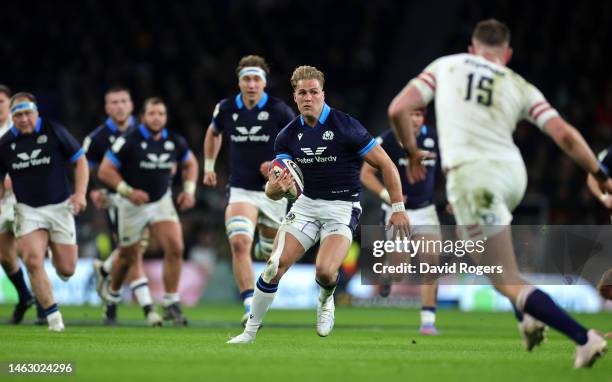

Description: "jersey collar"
105 115 135 133
138 124 167 140
299 103 331 127
235 92 269 110
11 117 42 136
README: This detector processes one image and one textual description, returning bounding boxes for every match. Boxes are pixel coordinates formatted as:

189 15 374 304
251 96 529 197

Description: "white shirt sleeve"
408 59 440 104
521 83 559 129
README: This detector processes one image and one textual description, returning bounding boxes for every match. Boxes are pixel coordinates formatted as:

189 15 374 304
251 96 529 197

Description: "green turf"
0 304 609 382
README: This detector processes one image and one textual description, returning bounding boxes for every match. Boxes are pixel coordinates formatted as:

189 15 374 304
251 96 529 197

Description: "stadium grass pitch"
0 304 609 381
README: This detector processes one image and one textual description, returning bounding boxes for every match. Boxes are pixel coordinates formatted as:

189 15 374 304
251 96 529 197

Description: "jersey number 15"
465 73 494 107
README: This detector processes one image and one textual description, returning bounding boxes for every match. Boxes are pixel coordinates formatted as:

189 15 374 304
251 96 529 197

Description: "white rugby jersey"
411 53 559 168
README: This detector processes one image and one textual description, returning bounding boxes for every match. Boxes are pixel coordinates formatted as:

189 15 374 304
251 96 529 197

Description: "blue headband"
238 67 267 82
10 102 37 114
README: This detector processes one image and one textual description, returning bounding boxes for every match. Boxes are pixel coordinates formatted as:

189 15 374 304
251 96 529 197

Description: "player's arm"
54 125 89 214
98 153 149 206
388 84 435 184
363 145 410 235
360 161 391 204
176 151 198 211
203 123 223 186
0 175 11 199
70 155 89 214
82 135 109 209
542 117 612 192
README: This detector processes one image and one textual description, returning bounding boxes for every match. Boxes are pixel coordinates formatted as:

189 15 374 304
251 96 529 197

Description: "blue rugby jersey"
211 92 295 191
84 116 136 190
105 124 191 203
84 116 135 167
0 118 84 207
377 126 438 209
274 104 376 202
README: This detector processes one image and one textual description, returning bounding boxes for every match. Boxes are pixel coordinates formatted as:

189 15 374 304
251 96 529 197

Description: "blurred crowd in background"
1 0 611 264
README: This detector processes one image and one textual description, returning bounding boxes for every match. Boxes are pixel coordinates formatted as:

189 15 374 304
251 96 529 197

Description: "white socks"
130 277 153 307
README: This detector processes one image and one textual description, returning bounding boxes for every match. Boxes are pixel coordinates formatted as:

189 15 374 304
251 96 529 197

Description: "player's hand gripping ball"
269 158 304 201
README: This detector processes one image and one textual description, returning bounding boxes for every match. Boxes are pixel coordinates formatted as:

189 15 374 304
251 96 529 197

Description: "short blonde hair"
290 66 325 90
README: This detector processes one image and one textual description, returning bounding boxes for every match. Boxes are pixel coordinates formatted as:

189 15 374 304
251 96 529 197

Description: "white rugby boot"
47 312 65 332
518 313 547 351
574 329 607 368
146 311 163 327
226 331 256 344
316 295 335 337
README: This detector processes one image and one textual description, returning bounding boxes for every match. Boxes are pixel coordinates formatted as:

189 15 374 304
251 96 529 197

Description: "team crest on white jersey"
37 135 47 144
297 133 303 141
164 141 175 151
257 111 269 121
232 113 238 122
322 130 334 140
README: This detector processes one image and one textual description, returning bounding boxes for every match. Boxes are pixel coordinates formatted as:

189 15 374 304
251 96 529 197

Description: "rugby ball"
270 158 304 201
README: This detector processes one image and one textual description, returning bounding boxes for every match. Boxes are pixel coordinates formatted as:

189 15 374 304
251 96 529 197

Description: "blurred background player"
360 108 441 335
586 146 612 300
84 86 159 326
202 55 295 324
98 97 198 325
389 19 610 368
0 92 88 331
0 85 45 324
228 65 410 344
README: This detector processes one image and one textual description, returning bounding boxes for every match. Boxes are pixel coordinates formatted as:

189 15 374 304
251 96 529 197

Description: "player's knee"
118 246 139 264
23 252 44 272
315 266 337 286
229 234 252 257
57 263 76 279
164 238 184 259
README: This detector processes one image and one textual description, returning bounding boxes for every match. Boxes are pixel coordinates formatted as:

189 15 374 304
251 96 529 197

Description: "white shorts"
228 187 288 229
0 190 16 234
280 195 361 251
13 199 77 245
383 203 441 238
446 160 527 239
117 191 178 246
